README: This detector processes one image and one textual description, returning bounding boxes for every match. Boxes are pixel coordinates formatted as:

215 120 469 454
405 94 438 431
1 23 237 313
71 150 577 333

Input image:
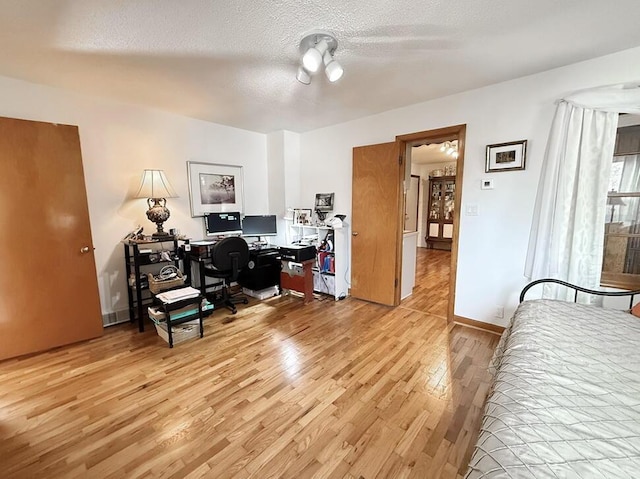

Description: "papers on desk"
156 286 200 304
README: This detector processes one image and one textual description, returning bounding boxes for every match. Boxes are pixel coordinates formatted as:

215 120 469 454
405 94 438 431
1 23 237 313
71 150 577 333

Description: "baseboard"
453 315 505 335
102 309 130 328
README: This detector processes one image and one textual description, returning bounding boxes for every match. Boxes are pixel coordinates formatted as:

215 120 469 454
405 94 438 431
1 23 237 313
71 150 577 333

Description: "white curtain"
525 83 640 301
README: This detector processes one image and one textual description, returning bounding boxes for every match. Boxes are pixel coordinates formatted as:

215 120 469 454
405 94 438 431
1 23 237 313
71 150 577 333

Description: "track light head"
296 66 311 84
323 51 344 82
302 39 329 73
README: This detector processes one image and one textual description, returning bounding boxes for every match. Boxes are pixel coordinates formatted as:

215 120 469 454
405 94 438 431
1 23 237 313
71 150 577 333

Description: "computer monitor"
204 212 242 237
242 215 277 237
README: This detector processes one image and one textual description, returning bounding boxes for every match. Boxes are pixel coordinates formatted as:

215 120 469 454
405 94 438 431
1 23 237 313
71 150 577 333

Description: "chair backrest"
210 236 250 281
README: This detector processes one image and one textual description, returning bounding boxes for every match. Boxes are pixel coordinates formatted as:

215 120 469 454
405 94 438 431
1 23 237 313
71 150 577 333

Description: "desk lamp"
135 169 178 239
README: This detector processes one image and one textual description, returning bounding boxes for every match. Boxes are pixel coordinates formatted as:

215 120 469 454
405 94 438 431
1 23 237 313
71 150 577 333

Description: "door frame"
396 124 466 323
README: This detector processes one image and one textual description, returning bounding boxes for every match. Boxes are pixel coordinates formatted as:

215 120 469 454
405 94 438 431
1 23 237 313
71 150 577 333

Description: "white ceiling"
412 141 458 165
1 1 640 133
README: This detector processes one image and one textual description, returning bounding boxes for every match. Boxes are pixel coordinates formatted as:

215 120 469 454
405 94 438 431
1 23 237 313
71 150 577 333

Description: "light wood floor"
0 248 498 479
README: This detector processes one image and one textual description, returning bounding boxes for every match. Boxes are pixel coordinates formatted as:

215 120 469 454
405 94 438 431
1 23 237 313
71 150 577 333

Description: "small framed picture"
293 208 312 225
485 140 527 173
314 193 335 212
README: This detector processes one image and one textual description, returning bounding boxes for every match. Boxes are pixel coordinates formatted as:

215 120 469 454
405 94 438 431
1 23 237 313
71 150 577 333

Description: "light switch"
466 204 479 216
481 179 494 190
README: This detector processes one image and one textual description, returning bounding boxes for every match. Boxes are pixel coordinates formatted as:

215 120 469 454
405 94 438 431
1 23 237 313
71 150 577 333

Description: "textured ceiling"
1 0 640 133
412 141 458 165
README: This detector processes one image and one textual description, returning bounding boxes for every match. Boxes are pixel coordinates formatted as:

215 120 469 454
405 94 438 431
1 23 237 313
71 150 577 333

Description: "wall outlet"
494 306 504 319
465 204 479 216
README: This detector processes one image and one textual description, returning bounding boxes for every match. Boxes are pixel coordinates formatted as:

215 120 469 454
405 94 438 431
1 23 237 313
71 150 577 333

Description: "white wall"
0 75 267 319
297 45 640 326
266 130 301 246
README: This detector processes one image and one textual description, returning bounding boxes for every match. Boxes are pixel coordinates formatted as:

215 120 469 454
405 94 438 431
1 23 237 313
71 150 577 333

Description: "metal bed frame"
519 278 640 309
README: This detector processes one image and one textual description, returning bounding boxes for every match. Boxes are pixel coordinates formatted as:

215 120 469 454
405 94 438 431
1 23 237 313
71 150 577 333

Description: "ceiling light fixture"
297 31 343 85
439 141 459 158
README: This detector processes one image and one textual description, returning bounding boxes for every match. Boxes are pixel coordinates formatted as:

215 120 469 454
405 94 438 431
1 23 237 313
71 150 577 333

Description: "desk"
184 242 222 299
185 240 280 298
239 248 281 291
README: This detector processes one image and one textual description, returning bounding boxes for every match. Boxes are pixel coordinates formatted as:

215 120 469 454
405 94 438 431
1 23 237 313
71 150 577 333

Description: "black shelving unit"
156 294 204 348
124 238 184 332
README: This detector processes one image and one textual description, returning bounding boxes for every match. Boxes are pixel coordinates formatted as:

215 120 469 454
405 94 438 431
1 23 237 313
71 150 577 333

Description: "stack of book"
155 286 200 304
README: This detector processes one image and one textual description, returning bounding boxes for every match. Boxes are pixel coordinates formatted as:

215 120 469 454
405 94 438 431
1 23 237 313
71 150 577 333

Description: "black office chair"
204 236 250 314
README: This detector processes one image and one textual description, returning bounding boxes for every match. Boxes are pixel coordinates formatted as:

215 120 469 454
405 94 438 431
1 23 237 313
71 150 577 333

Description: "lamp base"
146 198 173 239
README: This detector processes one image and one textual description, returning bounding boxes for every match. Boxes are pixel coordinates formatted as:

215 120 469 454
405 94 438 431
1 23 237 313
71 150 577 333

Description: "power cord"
154 265 179 281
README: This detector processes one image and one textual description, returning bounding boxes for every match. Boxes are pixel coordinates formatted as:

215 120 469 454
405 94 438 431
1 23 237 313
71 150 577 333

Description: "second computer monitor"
242 215 277 237
204 212 242 237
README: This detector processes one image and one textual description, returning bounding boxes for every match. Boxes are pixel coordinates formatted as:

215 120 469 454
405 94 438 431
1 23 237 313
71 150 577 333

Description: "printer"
278 244 316 263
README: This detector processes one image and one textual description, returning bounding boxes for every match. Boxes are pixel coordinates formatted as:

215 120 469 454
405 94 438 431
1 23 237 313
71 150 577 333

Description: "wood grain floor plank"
0 247 497 479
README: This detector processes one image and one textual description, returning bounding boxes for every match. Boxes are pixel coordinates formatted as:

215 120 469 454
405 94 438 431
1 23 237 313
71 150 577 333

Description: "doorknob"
352 232 359 236
80 246 91 253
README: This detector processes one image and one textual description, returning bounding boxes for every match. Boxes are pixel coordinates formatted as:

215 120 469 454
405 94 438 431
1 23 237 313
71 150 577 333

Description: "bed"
465 279 640 478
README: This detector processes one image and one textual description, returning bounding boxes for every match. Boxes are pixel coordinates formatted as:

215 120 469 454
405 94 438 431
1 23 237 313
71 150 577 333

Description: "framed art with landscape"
187 161 244 217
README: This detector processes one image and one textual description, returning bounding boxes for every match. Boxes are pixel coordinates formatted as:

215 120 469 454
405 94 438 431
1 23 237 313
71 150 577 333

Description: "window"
602 123 640 289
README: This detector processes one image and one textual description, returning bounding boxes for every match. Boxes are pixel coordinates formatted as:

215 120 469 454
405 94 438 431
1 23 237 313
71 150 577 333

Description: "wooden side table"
280 259 314 303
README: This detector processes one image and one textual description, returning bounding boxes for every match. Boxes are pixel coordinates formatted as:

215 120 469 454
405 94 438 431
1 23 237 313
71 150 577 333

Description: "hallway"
401 247 451 318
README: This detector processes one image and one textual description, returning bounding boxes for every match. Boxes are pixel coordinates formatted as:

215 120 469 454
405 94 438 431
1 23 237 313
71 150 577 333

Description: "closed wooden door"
0 117 102 360
351 142 403 306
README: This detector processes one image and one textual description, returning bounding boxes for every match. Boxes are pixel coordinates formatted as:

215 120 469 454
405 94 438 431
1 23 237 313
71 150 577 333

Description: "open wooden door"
0 116 102 360
351 142 404 306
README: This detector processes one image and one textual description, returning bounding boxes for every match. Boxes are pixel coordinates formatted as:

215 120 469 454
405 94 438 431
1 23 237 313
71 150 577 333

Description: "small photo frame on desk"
294 208 312 225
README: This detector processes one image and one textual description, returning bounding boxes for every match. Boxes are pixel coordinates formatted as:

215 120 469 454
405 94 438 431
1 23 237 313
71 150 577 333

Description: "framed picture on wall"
187 161 244 217
314 193 335 212
485 140 527 172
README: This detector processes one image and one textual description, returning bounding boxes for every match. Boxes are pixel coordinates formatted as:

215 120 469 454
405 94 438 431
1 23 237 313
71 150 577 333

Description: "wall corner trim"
453 315 505 335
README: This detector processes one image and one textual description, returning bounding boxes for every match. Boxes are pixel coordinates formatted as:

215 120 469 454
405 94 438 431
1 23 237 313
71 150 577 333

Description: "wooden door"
0 117 102 360
351 142 403 306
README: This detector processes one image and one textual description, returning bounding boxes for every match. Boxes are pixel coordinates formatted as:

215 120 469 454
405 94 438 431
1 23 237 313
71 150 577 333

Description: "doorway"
397 125 466 322
404 174 420 232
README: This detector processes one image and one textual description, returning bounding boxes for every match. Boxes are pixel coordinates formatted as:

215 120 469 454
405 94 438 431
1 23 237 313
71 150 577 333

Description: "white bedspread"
466 299 640 478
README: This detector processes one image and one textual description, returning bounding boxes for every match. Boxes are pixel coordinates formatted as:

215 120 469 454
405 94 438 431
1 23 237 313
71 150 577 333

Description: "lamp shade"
134 169 177 199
